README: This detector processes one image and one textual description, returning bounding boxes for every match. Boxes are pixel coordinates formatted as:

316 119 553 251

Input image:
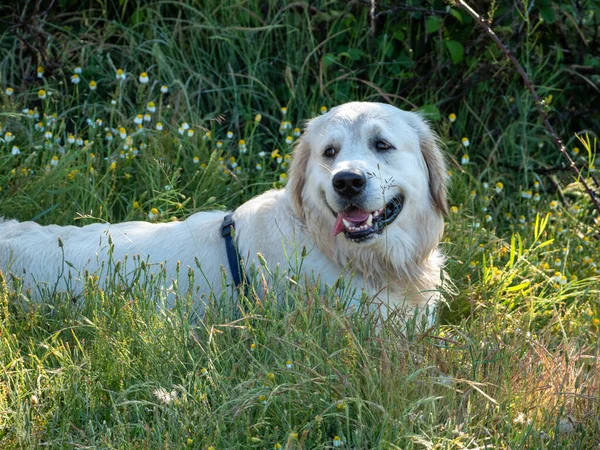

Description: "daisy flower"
320 105 328 114
461 137 470 147
226 130 233 139
448 113 457 123
160 85 169 93
5 87 13 96
37 66 44 78
116 69 126 80
139 72 149 83
11 146 20 156
38 89 47 99
147 101 156 113
71 74 80 84
74 66 82 74
155 122 163 131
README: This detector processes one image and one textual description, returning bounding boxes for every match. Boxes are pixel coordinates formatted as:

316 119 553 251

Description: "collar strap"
221 213 245 287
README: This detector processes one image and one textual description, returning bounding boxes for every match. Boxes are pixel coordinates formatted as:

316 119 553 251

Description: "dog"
0 102 448 322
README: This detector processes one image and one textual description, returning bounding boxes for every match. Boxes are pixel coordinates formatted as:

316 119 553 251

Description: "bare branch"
455 0 600 215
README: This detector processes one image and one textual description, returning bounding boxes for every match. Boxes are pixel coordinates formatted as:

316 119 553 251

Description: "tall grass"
0 1 599 448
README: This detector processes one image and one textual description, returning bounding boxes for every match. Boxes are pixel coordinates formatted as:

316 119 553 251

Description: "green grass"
1 1 599 448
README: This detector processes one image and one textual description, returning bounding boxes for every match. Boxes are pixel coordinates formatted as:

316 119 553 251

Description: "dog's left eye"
375 140 392 151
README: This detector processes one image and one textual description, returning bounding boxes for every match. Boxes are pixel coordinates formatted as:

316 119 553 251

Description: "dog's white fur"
0 102 448 320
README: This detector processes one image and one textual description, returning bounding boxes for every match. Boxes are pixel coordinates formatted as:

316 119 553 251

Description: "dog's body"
0 102 448 321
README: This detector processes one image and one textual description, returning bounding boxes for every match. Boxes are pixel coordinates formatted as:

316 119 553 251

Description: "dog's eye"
323 147 337 158
375 140 392 151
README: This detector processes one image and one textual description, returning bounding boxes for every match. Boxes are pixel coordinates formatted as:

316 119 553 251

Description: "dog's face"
289 102 447 259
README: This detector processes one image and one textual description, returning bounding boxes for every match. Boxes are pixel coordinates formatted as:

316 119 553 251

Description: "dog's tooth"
342 218 352 229
366 214 373 226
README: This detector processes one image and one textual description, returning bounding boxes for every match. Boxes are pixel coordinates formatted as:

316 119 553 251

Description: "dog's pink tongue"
332 210 371 236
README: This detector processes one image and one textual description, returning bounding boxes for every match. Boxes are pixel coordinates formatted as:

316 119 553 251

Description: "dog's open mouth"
332 194 404 242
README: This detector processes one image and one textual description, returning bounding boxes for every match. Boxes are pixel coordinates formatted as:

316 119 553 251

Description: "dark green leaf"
445 40 464 64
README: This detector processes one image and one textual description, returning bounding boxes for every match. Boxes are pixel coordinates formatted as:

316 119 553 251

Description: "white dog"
0 102 448 322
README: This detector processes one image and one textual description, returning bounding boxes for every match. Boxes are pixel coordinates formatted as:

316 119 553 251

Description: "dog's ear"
419 127 449 216
288 133 311 219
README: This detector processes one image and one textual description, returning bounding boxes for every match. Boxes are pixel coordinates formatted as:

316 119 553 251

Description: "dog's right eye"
323 147 337 158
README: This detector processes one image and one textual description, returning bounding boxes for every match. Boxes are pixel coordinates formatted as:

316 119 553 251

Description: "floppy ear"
288 133 311 220
419 128 449 216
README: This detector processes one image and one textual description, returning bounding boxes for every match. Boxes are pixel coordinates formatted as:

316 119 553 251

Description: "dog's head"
288 102 447 262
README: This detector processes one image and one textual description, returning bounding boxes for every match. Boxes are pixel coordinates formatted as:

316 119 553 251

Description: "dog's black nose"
332 169 367 197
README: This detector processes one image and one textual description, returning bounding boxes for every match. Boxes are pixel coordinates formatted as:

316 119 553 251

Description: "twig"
455 0 600 215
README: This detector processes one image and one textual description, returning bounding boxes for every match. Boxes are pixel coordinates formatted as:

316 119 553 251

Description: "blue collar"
221 213 245 287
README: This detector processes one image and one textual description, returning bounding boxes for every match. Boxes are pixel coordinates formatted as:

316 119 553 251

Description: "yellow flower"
320 105 328 114
279 173 287 182
267 372 275 381
593 318 600 327
254 113 262 123
148 208 159 220
448 113 457 123
450 206 458 213
495 182 504 194
250 343 256 351
133 201 140 209
109 161 117 171
38 89 47 99
37 66 44 78
549 200 558 209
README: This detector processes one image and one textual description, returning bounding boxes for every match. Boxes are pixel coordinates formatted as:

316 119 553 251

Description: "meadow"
0 1 599 448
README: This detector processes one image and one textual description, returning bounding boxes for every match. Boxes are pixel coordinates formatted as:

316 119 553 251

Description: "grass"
1 1 599 448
